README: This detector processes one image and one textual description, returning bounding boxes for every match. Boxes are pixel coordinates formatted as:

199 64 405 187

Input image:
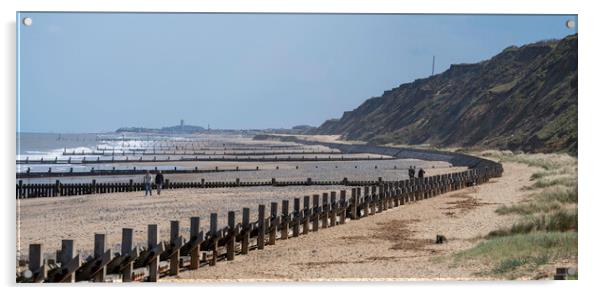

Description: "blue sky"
17 13 577 133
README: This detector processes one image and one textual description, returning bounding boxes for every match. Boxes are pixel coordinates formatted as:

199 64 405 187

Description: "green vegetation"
495 200 561 215
455 232 577 279
313 35 577 155
529 177 577 190
496 187 577 215
488 209 577 238
453 152 577 279
489 79 518 94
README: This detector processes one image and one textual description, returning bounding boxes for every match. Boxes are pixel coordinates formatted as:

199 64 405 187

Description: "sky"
17 13 577 133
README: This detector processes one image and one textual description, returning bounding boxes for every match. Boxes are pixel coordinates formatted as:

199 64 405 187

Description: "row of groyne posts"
16 154 385 165
17 166 503 283
16 177 360 199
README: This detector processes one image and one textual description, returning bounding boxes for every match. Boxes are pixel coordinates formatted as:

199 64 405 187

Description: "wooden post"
281 200 289 240
60 240 76 283
330 191 337 226
121 228 134 282
18 180 23 199
227 211 235 261
293 198 300 237
378 184 384 213
269 202 278 245
170 221 180 275
241 208 250 254
147 224 159 281
362 186 369 218
312 194 320 232
189 217 201 269
302 196 310 234
393 182 399 207
350 188 358 220
93 234 107 282
28 244 45 282
54 180 60 197
209 213 218 266
322 192 329 228
339 190 347 224
257 205 266 250
370 186 377 215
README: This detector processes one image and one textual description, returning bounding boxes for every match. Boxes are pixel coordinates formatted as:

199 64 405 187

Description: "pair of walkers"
143 170 164 197
408 166 426 179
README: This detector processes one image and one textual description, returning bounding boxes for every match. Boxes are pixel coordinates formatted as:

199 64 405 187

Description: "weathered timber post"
378 183 385 212
370 186 377 215
54 180 60 197
322 193 329 228
28 244 46 282
394 182 400 207
147 224 159 282
227 211 236 261
339 190 347 224
293 198 301 237
59 240 78 283
189 217 201 270
269 202 278 245
241 208 250 254
384 183 391 208
257 205 266 250
169 221 181 275
312 194 320 232
209 213 218 266
17 180 23 199
92 234 108 282
121 228 134 282
350 188 358 219
302 196 310 234
281 200 290 240
362 186 369 218
330 191 337 226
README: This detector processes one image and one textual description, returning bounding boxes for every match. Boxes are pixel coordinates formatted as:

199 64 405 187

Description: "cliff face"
314 34 577 154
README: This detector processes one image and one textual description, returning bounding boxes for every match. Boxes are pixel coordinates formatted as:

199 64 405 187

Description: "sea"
16 132 205 176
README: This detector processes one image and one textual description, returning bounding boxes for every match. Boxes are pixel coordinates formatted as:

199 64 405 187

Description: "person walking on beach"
418 168 425 178
143 170 153 197
408 166 416 179
155 170 164 196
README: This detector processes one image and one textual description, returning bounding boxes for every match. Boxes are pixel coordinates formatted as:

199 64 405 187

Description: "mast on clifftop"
431 55 435 76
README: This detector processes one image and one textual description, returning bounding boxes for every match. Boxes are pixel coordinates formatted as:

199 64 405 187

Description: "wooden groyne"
62 150 342 157
95 144 305 151
17 176 394 198
16 166 258 180
16 154 390 165
16 165 502 283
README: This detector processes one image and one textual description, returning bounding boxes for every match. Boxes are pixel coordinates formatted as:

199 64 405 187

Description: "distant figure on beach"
408 166 416 179
418 168 425 178
155 170 164 195
143 170 153 196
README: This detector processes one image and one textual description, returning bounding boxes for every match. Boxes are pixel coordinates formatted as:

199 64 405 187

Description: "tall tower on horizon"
180 119 184 127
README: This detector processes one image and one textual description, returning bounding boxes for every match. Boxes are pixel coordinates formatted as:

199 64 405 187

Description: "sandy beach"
16 160 464 260
160 161 538 281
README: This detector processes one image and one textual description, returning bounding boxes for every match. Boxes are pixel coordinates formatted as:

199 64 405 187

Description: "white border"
1 1 599 294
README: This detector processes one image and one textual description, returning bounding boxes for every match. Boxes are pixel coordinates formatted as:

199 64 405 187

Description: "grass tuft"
487 209 577 238
455 232 577 277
